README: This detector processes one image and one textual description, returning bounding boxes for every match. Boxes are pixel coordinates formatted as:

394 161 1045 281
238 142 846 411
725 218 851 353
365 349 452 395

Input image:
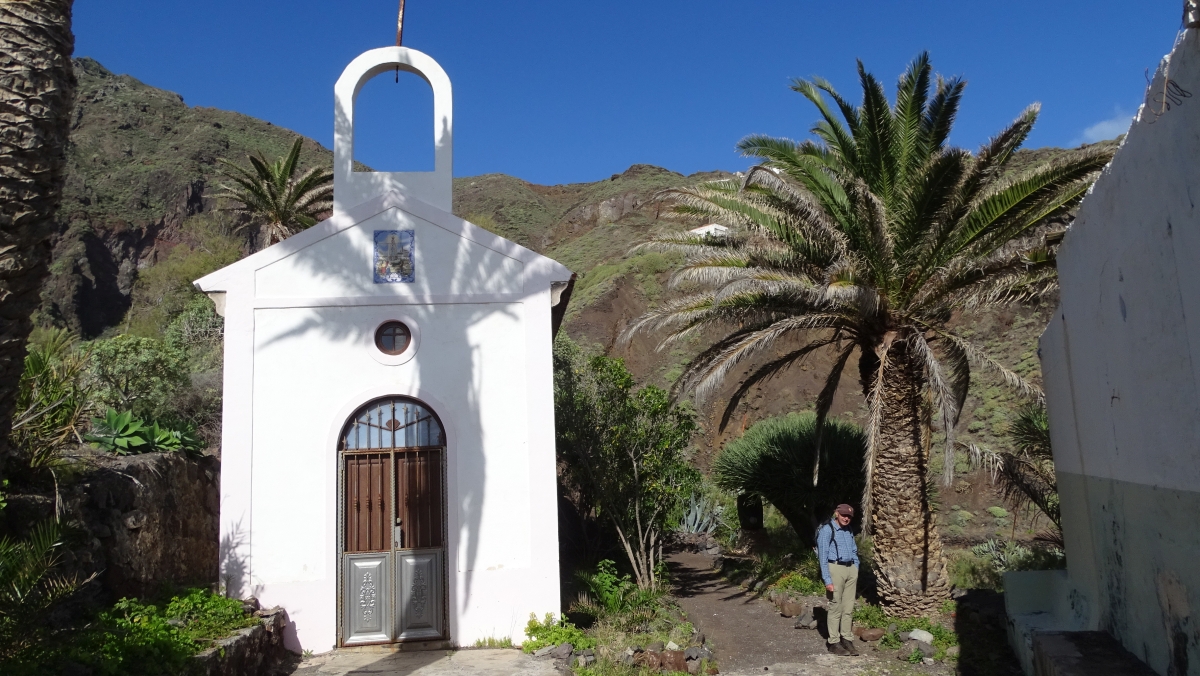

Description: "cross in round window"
375 321 411 355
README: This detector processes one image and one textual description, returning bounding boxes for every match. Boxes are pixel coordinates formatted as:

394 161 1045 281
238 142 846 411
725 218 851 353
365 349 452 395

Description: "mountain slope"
45 58 1106 544
40 58 331 336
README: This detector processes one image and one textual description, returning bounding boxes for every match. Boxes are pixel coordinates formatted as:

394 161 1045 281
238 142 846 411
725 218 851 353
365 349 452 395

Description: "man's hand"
826 584 835 592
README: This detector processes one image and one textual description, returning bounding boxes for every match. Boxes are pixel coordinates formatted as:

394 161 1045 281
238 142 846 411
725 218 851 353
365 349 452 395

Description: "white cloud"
1072 109 1134 146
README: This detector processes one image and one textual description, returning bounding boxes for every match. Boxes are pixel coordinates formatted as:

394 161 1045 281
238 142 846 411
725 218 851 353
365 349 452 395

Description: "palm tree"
626 53 1112 613
967 402 1061 546
0 1 76 482
213 137 333 247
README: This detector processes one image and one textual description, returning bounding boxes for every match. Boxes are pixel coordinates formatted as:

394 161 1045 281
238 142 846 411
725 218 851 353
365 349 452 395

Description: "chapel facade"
195 46 572 651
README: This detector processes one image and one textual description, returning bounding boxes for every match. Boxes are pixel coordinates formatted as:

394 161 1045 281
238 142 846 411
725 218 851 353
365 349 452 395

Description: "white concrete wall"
1032 27 1200 676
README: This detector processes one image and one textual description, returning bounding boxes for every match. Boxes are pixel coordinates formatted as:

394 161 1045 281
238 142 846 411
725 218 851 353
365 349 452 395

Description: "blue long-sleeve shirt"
816 519 860 585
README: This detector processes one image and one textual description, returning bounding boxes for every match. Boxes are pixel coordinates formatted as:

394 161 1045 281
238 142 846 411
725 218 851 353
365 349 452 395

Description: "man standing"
818 503 860 656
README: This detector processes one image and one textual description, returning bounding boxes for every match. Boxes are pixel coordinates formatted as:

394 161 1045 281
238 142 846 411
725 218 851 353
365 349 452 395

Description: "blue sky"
76 1 1180 185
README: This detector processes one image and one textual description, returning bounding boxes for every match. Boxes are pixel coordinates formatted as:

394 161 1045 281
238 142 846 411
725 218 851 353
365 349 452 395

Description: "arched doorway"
338 396 447 645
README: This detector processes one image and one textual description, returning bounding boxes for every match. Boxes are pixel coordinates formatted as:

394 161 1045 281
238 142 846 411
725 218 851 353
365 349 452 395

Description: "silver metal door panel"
397 549 444 640
343 553 393 644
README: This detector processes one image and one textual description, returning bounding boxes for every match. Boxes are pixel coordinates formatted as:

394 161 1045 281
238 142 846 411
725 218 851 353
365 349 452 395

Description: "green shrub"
5 588 257 675
87 335 188 420
522 613 595 653
163 588 258 642
986 506 1009 519
773 570 825 596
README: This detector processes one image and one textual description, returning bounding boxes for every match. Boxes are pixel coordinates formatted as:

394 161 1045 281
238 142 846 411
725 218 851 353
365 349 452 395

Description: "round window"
375 321 411 355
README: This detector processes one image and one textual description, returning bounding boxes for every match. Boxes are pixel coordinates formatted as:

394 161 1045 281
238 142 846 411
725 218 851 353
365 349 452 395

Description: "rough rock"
533 645 555 657
907 628 935 644
923 657 935 665
687 659 701 675
859 628 886 642
646 640 666 653
694 632 706 646
634 650 661 669
887 623 898 634
946 645 960 657
684 647 703 661
779 601 804 618
666 641 680 651
549 643 573 659
191 607 291 676
915 640 936 657
661 650 688 673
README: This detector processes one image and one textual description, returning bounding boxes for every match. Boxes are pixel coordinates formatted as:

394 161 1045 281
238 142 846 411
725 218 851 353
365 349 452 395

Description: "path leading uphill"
667 550 952 676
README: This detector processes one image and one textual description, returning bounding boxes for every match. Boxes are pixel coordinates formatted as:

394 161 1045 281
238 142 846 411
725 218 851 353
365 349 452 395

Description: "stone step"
1033 632 1157 676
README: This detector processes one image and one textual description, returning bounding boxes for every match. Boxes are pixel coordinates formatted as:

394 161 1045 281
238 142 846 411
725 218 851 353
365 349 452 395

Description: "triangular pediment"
195 190 572 299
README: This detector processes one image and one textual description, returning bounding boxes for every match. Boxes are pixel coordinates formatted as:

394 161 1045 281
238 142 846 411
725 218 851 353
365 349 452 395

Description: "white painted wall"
196 46 570 652
1019 27 1200 676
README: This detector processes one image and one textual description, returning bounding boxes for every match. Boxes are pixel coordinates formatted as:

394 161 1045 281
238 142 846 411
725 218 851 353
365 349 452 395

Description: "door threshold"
338 639 454 653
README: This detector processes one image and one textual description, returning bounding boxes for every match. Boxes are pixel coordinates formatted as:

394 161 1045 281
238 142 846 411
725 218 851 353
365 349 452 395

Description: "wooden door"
395 449 445 640
342 452 393 644
339 397 447 645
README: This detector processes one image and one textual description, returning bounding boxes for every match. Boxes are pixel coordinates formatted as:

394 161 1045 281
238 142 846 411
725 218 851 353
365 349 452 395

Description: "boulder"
661 650 688 673
915 640 936 657
793 610 814 628
548 643 573 659
687 660 701 675
860 628 886 642
646 640 666 653
635 651 662 669
946 645 960 657
666 641 680 651
779 601 805 618
533 645 555 658
684 647 703 661
887 623 898 634
852 626 864 638
908 628 935 644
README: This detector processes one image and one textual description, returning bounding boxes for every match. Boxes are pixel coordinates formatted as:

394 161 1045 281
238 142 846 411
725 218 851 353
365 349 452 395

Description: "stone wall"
193 607 297 676
23 450 222 601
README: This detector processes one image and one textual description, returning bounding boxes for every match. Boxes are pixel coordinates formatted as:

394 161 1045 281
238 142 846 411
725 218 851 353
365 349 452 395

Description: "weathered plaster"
1016 26 1200 676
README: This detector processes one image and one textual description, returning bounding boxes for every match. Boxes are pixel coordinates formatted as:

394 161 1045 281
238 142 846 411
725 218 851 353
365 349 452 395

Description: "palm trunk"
867 343 950 614
0 0 76 479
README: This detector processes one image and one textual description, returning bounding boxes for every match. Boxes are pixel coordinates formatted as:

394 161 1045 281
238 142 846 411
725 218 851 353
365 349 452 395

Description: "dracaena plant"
625 53 1112 613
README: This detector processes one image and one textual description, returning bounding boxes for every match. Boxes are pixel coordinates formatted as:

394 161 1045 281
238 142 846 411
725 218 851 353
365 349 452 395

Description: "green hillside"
42 57 1115 546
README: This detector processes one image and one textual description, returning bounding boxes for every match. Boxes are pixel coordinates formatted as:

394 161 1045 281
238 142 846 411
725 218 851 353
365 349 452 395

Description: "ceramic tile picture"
374 229 415 283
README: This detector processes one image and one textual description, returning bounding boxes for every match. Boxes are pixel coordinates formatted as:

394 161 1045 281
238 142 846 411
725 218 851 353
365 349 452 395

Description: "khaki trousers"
826 563 858 643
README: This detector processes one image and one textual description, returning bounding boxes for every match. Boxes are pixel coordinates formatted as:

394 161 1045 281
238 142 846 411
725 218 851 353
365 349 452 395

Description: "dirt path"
667 550 951 676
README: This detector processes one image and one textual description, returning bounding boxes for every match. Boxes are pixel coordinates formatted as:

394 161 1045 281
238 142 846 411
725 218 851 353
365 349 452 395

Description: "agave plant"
677 493 723 535
213 137 333 247
625 53 1112 612
84 408 147 454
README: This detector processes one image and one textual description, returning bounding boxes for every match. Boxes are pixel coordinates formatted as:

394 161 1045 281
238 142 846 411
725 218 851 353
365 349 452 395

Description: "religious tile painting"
374 230 415 283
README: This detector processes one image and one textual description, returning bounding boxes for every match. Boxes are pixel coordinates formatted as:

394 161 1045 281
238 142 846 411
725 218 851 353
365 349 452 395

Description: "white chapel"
195 46 572 652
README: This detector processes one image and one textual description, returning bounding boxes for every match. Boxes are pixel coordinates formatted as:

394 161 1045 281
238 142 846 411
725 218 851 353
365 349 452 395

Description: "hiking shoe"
827 641 849 656
840 639 860 656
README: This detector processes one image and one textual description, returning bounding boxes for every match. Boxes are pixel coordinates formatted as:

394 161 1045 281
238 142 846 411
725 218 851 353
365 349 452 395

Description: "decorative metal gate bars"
340 397 446 645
